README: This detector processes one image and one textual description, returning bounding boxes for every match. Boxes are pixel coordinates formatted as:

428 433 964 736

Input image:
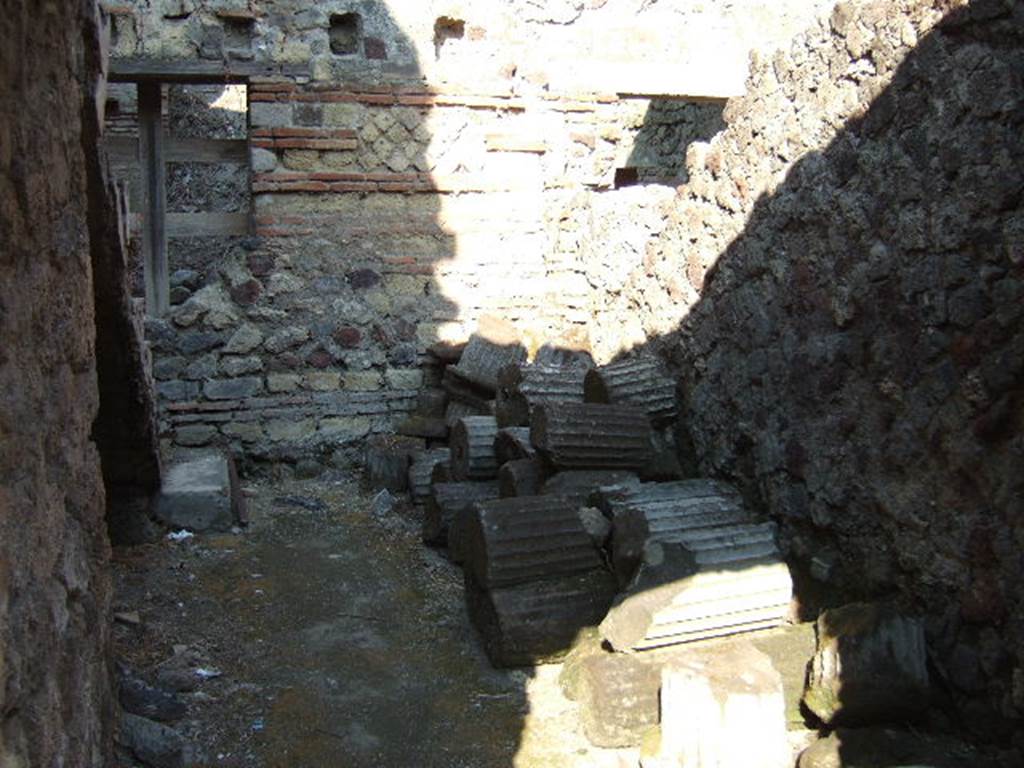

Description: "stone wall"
0 0 114 764
151 83 706 466
596 0 1022 740
107 1 834 97
105 0 835 469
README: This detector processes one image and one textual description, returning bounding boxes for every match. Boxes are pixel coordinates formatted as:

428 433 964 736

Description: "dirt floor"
111 474 638 768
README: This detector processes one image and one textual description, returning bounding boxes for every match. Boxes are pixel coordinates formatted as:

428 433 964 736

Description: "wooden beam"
105 136 249 165
109 57 311 83
166 212 251 238
138 82 169 316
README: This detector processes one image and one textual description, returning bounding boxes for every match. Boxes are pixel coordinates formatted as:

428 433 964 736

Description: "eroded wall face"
608 0 1022 735
0 0 113 764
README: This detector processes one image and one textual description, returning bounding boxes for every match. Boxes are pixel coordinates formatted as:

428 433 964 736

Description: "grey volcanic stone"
157 380 200 402
174 425 216 447
155 454 237 532
177 331 223 355
118 712 196 768
203 377 262 400
119 675 187 723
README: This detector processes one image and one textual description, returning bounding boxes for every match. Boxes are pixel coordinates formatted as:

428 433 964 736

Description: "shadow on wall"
611 0 1023 749
621 97 726 186
233 0 1022 762
392 0 1021 762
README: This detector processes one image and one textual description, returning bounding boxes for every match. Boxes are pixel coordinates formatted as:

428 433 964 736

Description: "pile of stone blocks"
385 322 794 664
372 320 947 766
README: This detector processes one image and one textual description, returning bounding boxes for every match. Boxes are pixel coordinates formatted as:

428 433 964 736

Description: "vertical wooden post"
138 82 168 316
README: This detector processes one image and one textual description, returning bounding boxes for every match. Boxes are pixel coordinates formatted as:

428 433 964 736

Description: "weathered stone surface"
498 457 548 498
177 330 224 355
600 539 791 651
638 430 685 481
174 424 217 447
223 323 263 354
494 426 536 463
119 674 187 723
408 448 450 505
495 362 586 428
542 470 640 507
443 367 496 413
803 602 930 726
426 340 465 364
577 649 666 747
343 370 382 391
153 356 187 380
415 387 448 419
621 0 1024 726
450 415 500 480
385 367 423 390
465 569 618 668
364 436 421 492
264 326 309 353
154 454 240 532
158 379 200 402
447 319 527 393
203 376 262 400
396 415 448 440
221 421 265 443
305 371 341 391
442 399 488 431
220 355 263 377
647 642 788 768
423 481 498 547
584 355 678 426
577 506 612 549
463 495 606 589
267 373 301 393
571 626 815 752
531 403 653 471
266 418 317 442
597 479 753 584
112 0 1023 733
118 713 196 768
183 354 217 380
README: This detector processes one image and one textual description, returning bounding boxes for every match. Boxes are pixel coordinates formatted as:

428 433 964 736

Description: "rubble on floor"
359 319 997 767
132 319 1014 767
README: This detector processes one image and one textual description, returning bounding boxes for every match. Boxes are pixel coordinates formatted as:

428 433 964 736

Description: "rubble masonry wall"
607 0 1022 736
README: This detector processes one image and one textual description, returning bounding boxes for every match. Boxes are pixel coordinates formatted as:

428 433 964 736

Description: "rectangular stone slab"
154 453 237 532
